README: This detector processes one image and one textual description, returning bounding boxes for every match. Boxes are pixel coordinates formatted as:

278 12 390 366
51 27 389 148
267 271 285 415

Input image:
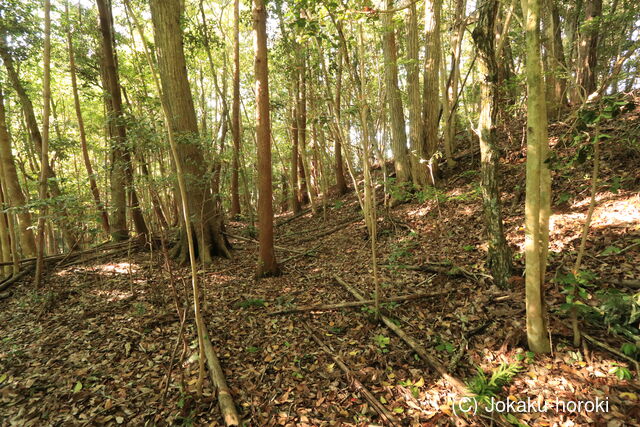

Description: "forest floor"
2 96 640 426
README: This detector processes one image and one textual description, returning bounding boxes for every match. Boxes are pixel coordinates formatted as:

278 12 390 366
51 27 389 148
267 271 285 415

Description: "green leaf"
73 381 83 393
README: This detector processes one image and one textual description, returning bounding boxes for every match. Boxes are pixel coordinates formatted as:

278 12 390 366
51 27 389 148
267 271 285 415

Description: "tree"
253 0 280 277
149 0 230 264
422 0 442 185
0 36 77 251
575 0 603 99
34 0 52 288
522 0 552 354
0 85 36 258
381 0 411 190
230 0 242 217
472 0 512 289
96 0 148 241
67 1 110 236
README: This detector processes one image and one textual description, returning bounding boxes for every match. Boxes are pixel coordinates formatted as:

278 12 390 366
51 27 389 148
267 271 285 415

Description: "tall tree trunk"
0 86 36 257
253 0 280 278
230 0 242 216
522 0 552 354
444 0 466 155
0 38 77 250
422 0 442 184
34 0 52 288
333 51 348 195
97 0 130 241
544 1 569 118
0 183 12 277
382 0 411 188
289 100 302 213
297 56 309 205
473 0 512 289
150 0 230 264
575 0 602 99
67 2 110 236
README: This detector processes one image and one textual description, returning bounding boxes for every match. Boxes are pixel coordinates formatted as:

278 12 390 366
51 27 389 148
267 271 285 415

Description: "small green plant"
381 301 399 311
465 363 522 405
515 351 535 364
246 346 260 353
600 245 622 256
557 270 597 314
235 298 266 309
333 200 345 210
462 244 475 252
620 342 637 357
133 303 146 316
610 364 632 380
374 334 390 353
242 224 257 239
434 336 455 354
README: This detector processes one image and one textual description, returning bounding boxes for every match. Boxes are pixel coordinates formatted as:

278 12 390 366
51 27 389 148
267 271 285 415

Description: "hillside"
1 93 639 425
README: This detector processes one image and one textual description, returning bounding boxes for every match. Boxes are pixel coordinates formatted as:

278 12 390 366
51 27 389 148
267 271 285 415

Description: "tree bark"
473 0 512 289
97 0 135 241
0 86 36 257
34 0 52 288
575 0 602 99
67 2 110 236
522 0 552 354
253 0 280 278
0 37 77 251
382 0 411 187
333 51 348 195
150 0 230 264
422 0 442 184
230 0 242 216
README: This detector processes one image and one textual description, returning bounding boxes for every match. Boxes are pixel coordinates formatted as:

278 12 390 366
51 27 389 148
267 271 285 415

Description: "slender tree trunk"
575 0 602 99
382 0 411 188
230 0 242 216
290 94 302 213
253 0 280 277
0 38 77 251
34 0 52 288
422 0 442 184
297 57 309 205
445 0 466 154
150 0 230 264
0 86 36 257
333 51 348 195
406 3 424 186
97 0 130 241
67 2 110 236
0 179 12 277
473 0 512 289
522 0 552 354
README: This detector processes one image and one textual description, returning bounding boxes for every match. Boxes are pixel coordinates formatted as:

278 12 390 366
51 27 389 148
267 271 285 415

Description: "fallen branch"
334 274 514 427
201 330 241 426
269 289 451 316
0 266 35 292
382 263 483 280
303 322 400 425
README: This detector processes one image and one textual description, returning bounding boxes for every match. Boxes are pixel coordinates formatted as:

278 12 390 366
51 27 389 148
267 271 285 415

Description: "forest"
0 0 639 425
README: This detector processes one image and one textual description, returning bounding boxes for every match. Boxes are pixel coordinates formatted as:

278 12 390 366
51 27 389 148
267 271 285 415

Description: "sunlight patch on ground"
97 262 139 275
91 289 134 302
547 193 640 251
